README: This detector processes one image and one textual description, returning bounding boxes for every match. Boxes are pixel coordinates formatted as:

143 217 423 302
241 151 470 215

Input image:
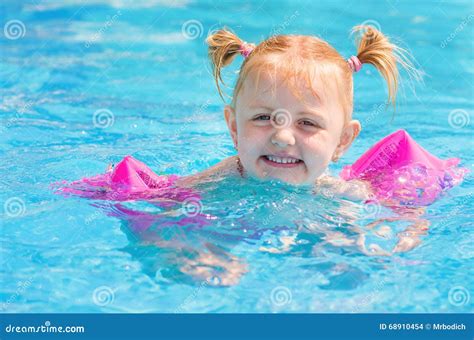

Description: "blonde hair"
206 26 420 118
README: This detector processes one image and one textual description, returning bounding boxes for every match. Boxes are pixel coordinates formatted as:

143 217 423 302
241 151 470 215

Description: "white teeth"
266 155 299 164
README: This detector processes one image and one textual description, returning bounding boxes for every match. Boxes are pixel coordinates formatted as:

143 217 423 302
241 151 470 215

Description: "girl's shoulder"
176 156 240 187
315 174 372 201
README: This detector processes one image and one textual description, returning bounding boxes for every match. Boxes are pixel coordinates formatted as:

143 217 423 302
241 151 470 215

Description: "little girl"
178 25 418 197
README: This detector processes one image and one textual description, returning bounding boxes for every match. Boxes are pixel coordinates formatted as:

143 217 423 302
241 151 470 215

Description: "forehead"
236 65 328 111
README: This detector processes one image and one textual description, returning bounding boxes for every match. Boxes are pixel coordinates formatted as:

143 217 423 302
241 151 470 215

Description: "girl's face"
224 70 360 185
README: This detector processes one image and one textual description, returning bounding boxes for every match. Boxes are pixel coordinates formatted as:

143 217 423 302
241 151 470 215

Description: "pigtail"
206 28 246 100
352 25 421 108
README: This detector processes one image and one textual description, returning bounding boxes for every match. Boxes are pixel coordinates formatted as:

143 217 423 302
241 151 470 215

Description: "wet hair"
206 25 420 119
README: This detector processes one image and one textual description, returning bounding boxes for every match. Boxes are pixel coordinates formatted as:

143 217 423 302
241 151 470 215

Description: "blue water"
1 0 473 313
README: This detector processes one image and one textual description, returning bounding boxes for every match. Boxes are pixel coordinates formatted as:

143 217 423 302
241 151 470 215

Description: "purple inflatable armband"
59 155 199 203
340 130 468 205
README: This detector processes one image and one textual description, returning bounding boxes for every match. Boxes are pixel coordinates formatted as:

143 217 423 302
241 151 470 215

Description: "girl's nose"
271 128 296 148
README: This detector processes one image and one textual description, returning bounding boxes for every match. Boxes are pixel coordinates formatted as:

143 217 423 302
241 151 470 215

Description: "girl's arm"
357 207 430 255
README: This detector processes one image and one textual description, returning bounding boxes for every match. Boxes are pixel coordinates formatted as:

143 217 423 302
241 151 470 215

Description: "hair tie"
239 41 255 58
347 55 362 73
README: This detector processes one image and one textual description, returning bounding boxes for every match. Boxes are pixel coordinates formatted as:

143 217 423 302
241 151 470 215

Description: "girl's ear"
332 120 361 161
224 105 238 148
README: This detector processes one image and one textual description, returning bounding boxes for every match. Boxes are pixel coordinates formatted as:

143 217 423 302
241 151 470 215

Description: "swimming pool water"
1 0 473 313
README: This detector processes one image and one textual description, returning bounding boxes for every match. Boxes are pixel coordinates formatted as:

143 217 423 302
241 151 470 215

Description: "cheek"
300 132 337 160
301 132 326 150
238 125 269 151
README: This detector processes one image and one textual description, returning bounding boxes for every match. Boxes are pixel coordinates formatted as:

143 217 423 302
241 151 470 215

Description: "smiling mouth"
261 155 304 168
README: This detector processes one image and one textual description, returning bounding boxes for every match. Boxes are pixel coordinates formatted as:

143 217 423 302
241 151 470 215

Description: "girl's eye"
253 114 271 121
300 120 319 127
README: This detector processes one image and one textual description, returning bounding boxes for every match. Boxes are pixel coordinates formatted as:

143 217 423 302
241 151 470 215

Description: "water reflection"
90 176 433 288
